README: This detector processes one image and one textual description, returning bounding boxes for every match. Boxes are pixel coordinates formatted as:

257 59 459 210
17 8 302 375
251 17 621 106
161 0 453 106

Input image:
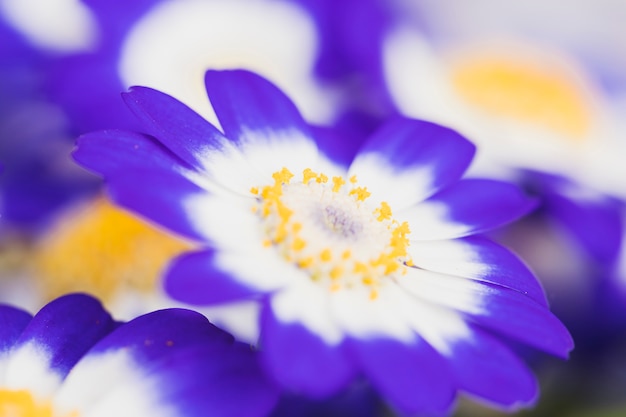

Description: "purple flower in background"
0 293 278 416
74 69 573 415
0 16 98 229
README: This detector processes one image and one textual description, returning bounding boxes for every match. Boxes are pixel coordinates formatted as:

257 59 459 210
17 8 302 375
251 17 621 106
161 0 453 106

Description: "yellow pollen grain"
451 54 591 139
375 202 392 221
342 250 351 260
332 176 346 192
369 290 379 300
250 186 259 195
320 248 332 262
349 186 371 201
291 237 306 251
292 222 302 233
262 239 272 248
272 167 294 185
32 196 194 305
349 175 358 184
353 262 368 274
330 266 343 280
303 168 317 183
317 173 328 183
298 257 314 268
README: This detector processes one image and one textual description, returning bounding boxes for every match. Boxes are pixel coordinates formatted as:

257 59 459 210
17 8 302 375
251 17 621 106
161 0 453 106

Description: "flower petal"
261 299 356 398
4 294 115 396
348 117 475 209
401 179 537 240
54 309 230 412
204 69 319 178
407 236 548 307
443 325 538 409
120 86 259 193
56 309 279 417
73 129 194 178
103 167 214 242
0 305 31 355
351 336 455 416
121 86 230 172
146 342 279 417
398 269 574 358
164 249 263 305
543 186 623 265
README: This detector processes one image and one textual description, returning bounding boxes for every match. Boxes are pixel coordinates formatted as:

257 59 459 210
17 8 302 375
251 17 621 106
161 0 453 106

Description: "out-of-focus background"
1 0 625 415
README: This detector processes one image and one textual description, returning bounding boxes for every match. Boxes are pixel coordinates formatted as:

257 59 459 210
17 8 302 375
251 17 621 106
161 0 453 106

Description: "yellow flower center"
251 168 412 300
450 54 592 140
0 389 77 417
32 196 194 306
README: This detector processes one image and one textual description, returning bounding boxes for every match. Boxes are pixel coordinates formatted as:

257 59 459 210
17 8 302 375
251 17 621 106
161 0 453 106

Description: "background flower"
0 292 279 417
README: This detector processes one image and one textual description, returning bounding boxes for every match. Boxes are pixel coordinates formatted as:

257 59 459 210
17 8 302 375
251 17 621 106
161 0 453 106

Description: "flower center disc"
251 168 412 299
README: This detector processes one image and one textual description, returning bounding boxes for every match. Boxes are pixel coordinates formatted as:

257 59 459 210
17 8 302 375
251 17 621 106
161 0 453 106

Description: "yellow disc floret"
252 167 412 300
451 54 592 140
32 196 194 306
0 389 77 417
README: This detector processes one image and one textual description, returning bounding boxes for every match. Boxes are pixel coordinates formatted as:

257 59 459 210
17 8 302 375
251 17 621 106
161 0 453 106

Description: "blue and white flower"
74 69 573 415
0 293 279 417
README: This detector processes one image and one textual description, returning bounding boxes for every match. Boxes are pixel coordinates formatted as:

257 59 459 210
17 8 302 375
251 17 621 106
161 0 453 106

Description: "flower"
0 293 279 417
16 195 193 318
74 69 573 415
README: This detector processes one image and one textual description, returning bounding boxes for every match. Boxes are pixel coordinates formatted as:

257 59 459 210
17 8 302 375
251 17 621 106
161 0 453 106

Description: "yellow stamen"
332 176 346 193
374 201 392 221
0 388 78 417
349 186 371 201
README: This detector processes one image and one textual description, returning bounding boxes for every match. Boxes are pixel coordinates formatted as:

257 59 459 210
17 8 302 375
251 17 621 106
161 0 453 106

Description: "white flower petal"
328 286 416 343
54 350 171 417
3 343 62 397
271 280 344 345
396 268 486 316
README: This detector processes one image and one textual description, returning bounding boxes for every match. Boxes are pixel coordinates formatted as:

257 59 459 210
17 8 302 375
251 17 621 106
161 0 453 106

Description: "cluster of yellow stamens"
0 389 77 417
251 167 412 300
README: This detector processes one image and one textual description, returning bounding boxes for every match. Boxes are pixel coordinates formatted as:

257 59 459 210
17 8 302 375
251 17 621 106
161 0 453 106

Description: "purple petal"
260 302 356 398
164 250 262 305
204 69 315 146
403 179 538 240
14 294 116 376
147 342 280 417
74 129 191 175
87 309 234 362
445 326 538 409
408 236 548 307
65 308 279 417
348 117 476 209
351 336 455 416
544 189 623 265
0 305 32 354
103 166 213 242
122 86 230 172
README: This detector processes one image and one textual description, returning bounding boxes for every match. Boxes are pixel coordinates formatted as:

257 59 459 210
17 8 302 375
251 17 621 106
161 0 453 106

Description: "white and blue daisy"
73 69 573 415
0 293 279 417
